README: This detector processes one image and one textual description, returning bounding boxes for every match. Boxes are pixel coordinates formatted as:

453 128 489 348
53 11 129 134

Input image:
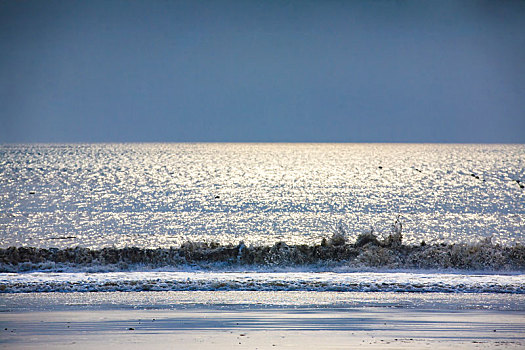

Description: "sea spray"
1 232 524 272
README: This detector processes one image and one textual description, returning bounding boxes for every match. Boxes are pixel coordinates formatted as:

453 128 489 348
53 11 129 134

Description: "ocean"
1 143 524 296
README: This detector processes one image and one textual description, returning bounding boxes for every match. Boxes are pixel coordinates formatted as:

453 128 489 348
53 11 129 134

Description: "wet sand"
1 305 524 349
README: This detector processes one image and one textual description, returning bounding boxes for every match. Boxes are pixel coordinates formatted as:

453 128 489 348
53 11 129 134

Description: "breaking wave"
1 231 524 273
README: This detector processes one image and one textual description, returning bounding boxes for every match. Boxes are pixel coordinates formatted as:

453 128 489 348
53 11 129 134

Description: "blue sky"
1 0 524 143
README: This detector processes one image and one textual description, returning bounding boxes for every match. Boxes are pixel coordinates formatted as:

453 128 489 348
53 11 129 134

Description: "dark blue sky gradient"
1 0 524 142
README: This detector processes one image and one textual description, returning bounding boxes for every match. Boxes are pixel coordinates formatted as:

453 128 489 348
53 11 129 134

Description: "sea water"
0 143 524 295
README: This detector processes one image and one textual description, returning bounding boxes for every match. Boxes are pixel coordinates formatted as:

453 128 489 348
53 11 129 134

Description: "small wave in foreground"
1 271 524 294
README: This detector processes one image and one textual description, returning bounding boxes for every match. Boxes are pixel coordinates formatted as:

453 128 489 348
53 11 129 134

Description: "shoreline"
1 291 524 349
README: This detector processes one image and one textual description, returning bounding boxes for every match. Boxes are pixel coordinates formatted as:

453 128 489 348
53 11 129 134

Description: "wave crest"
1 232 524 272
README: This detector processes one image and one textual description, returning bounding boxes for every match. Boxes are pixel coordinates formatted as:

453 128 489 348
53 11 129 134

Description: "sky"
1 0 524 143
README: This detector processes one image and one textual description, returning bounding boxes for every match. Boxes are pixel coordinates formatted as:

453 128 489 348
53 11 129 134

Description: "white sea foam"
1 271 524 294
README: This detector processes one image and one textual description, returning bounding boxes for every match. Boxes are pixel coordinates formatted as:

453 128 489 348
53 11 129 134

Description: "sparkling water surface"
1 143 524 248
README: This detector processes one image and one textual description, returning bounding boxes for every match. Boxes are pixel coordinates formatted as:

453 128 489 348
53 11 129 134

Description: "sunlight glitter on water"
0 143 524 248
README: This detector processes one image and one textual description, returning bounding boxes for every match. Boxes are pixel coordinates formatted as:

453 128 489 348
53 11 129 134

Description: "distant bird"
215 195 220 199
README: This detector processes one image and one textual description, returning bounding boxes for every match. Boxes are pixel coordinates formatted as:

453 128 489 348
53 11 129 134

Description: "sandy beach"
1 291 524 349
2 307 524 349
